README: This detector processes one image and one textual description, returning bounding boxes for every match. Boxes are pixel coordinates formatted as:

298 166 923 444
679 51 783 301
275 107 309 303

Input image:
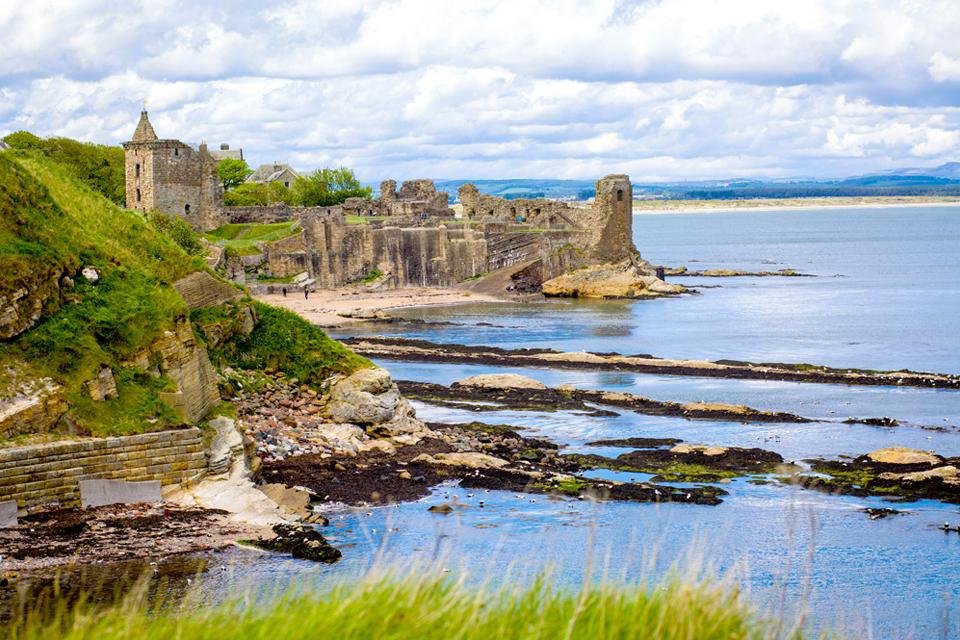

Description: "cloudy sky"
2 0 960 181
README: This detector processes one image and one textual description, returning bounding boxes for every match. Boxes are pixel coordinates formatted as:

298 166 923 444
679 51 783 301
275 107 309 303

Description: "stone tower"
590 174 635 263
122 111 223 230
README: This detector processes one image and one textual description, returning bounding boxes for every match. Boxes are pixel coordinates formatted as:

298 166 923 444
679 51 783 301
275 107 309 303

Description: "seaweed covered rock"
251 523 341 563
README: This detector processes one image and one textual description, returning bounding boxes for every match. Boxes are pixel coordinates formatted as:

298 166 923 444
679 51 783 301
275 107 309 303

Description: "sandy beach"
633 197 960 215
257 286 503 327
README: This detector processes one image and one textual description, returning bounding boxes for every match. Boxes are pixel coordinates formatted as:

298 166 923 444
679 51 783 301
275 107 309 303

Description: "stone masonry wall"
0 428 207 512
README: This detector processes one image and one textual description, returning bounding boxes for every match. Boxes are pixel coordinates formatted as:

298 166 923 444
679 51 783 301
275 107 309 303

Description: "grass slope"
199 301 370 384
1 151 366 437
203 221 300 255
0 152 202 435
7 572 811 640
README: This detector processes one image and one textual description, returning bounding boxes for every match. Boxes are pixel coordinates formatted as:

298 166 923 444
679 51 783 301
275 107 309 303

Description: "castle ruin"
122 111 223 230
123 112 645 293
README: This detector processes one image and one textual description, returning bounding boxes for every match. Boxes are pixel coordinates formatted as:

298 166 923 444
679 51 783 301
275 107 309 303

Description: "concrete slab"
79 479 162 508
0 500 17 528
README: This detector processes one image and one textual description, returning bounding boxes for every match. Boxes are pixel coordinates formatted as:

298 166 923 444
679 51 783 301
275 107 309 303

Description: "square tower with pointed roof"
122 111 224 230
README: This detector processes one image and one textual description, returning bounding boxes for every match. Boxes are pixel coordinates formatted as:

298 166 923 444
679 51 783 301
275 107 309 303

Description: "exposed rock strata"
345 337 960 389
398 379 812 424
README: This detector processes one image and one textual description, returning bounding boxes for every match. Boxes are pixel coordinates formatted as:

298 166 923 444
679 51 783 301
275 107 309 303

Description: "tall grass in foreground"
5 570 814 640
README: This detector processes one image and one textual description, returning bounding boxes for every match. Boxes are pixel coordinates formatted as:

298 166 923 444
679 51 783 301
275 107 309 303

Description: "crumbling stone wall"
458 184 581 229
0 428 207 511
376 179 452 217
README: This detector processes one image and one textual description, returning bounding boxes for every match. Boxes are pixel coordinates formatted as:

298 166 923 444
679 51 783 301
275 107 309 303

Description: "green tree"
3 130 44 150
290 167 372 206
224 181 293 207
217 158 253 191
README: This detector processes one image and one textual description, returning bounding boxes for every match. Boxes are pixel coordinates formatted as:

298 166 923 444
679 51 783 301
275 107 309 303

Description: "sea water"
232 206 960 639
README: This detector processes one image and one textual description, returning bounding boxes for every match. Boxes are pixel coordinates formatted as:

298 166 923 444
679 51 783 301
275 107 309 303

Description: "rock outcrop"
124 319 221 424
0 265 64 340
324 367 432 445
174 271 243 310
542 259 684 299
0 374 67 439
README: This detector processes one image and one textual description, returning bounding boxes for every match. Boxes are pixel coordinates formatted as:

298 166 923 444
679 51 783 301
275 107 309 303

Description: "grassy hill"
0 148 366 438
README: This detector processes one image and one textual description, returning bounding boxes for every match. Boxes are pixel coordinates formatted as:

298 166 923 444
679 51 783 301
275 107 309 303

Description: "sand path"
257 287 503 327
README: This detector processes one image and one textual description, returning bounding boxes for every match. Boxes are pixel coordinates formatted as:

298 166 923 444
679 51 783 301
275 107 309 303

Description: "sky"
2 0 960 182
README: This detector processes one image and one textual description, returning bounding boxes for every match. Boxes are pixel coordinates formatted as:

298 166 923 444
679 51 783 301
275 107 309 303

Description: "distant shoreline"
632 196 960 214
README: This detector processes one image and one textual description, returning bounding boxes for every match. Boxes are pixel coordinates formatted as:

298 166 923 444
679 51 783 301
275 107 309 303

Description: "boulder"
453 374 547 390
865 447 941 466
324 368 399 425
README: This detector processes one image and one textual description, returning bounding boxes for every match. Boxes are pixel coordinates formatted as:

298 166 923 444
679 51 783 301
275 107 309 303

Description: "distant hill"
425 162 960 202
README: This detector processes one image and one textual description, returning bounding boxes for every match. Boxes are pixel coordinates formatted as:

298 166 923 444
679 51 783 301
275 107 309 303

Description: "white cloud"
929 52 960 82
2 0 960 179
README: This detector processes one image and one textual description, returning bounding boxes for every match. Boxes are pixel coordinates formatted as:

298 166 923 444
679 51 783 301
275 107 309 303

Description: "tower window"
184 204 191 214
174 148 179 156
616 189 624 202
136 188 141 202
135 163 140 178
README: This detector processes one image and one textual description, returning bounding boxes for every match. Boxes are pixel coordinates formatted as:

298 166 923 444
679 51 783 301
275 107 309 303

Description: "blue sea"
233 206 960 638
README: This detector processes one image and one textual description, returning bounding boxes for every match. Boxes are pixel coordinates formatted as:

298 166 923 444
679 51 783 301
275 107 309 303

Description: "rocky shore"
343 336 960 389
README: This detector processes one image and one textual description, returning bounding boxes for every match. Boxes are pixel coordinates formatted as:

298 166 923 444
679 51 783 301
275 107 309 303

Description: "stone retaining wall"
0 428 206 512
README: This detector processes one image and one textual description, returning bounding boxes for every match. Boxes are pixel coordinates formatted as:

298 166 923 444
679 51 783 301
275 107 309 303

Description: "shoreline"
256 286 504 328
633 198 960 215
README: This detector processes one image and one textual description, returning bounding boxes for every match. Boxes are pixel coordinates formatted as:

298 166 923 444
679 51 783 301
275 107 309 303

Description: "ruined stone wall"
243 174 635 290
226 205 342 225
457 184 581 229
0 428 207 511
587 175 633 263
376 179 451 217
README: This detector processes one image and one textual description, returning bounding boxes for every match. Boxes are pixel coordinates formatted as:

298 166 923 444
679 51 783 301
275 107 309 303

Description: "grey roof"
248 163 299 183
0 140 8 150
210 148 243 161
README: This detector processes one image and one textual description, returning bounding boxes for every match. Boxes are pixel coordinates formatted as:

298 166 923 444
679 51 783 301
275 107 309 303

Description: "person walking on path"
282 287 287 297
304 288 310 300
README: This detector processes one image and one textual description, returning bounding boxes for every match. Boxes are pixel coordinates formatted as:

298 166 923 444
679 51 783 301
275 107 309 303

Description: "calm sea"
233 206 960 639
